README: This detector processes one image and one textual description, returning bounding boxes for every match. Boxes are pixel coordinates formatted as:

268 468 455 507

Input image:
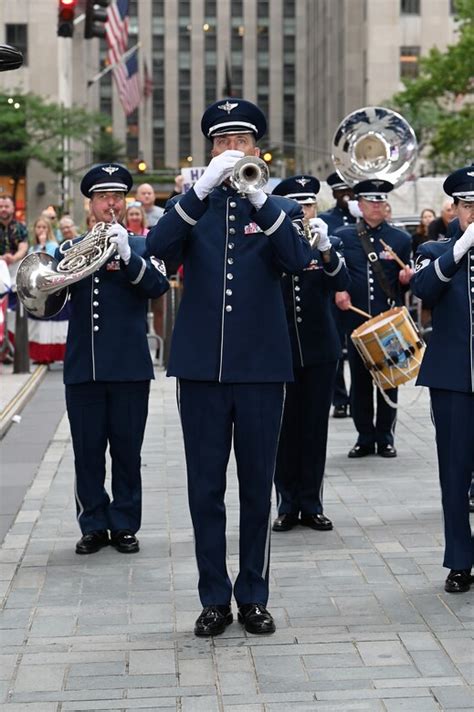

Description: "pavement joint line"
0 364 48 439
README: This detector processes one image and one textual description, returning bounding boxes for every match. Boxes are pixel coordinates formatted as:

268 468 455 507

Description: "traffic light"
137 159 148 174
85 0 110 40
57 0 77 38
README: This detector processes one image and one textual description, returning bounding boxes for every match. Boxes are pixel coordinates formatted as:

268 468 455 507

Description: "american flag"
106 0 141 115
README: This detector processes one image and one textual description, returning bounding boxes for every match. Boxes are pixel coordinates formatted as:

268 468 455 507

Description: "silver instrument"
230 156 269 195
17 220 117 318
332 106 418 188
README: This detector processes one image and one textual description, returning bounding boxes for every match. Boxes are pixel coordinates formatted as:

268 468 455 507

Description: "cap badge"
102 165 119 175
296 177 310 187
372 180 384 187
217 101 239 114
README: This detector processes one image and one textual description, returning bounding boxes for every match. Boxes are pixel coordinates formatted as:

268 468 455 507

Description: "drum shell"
351 306 425 390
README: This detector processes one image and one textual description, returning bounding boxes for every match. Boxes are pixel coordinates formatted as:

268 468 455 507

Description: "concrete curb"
0 364 48 439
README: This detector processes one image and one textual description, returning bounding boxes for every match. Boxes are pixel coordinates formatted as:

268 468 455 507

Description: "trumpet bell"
332 106 417 188
16 252 68 318
231 156 269 194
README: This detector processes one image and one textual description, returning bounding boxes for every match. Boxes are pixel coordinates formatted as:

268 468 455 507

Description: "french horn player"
21 164 169 556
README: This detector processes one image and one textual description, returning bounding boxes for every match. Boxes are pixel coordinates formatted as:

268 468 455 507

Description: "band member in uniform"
271 176 349 533
319 173 356 419
335 180 413 458
64 164 169 555
411 166 474 593
147 99 311 637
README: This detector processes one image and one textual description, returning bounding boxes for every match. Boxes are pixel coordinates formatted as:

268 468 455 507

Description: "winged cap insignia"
217 101 239 114
372 180 384 187
295 177 310 187
102 165 119 175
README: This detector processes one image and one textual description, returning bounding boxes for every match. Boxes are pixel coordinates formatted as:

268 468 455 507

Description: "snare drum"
351 306 425 390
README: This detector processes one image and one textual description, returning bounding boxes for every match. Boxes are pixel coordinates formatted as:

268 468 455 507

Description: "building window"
400 46 420 78
401 0 420 14
6 25 27 66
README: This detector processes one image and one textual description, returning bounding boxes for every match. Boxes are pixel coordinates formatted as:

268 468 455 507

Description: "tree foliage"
388 0 474 172
0 91 125 199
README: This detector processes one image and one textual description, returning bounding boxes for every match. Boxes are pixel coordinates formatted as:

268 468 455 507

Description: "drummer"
335 179 413 458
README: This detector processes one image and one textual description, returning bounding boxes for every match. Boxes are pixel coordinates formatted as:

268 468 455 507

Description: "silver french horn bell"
332 106 418 188
16 220 117 318
230 156 269 195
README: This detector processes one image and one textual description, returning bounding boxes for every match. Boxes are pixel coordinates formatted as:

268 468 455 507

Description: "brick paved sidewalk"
0 371 472 711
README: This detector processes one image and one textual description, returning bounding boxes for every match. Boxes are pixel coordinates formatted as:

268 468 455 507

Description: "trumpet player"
147 99 311 637
271 176 349 534
64 164 169 556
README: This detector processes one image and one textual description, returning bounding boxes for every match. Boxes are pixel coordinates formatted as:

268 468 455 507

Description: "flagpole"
87 42 141 87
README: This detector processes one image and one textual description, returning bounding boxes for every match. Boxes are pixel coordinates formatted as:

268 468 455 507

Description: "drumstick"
380 239 408 270
348 305 371 319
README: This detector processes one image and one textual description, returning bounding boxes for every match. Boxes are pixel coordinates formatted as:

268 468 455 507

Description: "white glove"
453 222 474 263
309 217 331 251
247 189 268 210
348 199 363 218
193 150 244 200
108 223 131 264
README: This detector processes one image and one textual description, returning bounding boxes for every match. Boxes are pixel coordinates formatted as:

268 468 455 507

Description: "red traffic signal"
57 0 77 38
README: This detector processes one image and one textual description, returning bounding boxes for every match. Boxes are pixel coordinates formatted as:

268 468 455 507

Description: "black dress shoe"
348 444 375 458
238 603 275 635
300 513 333 531
272 513 299 532
110 530 139 553
194 605 233 637
378 444 397 458
75 530 109 555
444 569 472 593
333 404 348 418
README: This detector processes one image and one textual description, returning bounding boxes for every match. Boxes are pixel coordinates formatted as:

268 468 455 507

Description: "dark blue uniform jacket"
411 227 474 394
281 237 350 368
318 205 356 234
335 220 412 332
146 185 312 382
57 233 169 385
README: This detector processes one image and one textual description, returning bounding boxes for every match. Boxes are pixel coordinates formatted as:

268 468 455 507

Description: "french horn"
17 220 117 318
332 106 418 188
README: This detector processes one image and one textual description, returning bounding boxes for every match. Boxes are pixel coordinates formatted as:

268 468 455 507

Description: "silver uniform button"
229 215 236 221
228 258 234 265
94 325 99 332
370 296 375 300
229 228 236 235
94 289 99 295
295 296 301 302
93 313 99 319
226 289 232 296
297 317 302 323
228 242 234 249
94 277 100 283
294 286 300 292
230 201 237 208
227 273 233 280
296 306 301 312
369 278 374 283
294 276 299 282
93 301 99 307
225 305 232 312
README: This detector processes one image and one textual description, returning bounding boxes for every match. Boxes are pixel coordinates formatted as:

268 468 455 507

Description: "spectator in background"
0 194 28 308
126 202 148 236
427 199 455 241
29 216 59 257
85 211 98 231
59 216 78 243
135 183 164 227
412 208 436 254
41 205 62 242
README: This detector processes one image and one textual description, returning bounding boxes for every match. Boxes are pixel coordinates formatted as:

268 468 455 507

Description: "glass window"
152 0 164 14
179 0 191 17
231 0 243 17
401 0 420 14
400 46 420 77
283 0 295 18
6 25 27 66
205 0 216 16
257 0 269 18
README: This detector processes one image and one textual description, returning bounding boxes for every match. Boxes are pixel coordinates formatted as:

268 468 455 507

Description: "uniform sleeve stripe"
264 210 285 236
130 257 146 285
324 256 342 276
175 201 197 226
434 257 451 283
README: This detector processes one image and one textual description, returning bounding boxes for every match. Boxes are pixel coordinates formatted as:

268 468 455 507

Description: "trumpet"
230 156 269 195
303 220 320 249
